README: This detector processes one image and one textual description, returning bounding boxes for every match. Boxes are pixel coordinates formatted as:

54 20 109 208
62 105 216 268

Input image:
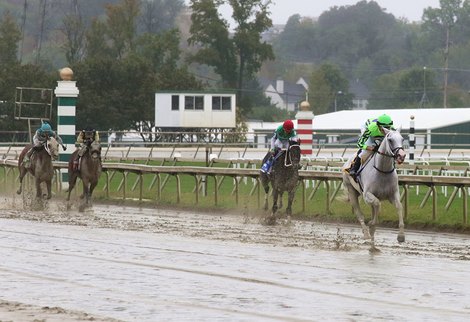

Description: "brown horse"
66 141 102 208
17 137 59 199
260 141 302 224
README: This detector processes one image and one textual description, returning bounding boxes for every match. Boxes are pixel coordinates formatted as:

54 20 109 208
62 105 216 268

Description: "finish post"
54 67 79 189
295 101 314 157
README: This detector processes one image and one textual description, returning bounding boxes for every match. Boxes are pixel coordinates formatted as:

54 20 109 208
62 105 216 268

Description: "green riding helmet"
377 114 393 128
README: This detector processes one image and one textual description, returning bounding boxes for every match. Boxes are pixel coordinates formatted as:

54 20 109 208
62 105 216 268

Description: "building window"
171 95 179 110
185 95 204 110
212 96 232 110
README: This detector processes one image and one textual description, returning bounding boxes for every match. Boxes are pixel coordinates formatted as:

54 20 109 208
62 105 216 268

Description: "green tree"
188 0 274 112
76 9 202 137
85 19 111 60
370 67 440 108
308 63 352 115
273 14 317 63
139 0 185 34
422 0 470 107
105 0 140 59
0 11 21 66
62 13 86 65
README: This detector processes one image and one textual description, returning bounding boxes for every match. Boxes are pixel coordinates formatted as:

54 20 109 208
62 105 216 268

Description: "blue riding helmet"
40 123 52 133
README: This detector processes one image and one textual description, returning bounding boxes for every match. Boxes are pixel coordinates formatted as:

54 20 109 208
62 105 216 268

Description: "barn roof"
313 108 470 131
247 108 470 133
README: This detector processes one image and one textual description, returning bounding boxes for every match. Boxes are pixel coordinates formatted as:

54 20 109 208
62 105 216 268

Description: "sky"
209 0 442 25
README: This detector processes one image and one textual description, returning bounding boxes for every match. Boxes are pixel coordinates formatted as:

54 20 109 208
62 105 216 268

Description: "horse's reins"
282 144 301 167
373 134 404 174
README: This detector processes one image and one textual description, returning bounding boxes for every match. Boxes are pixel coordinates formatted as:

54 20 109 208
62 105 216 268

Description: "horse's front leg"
45 180 52 199
286 189 295 217
82 180 90 206
272 189 279 215
67 172 78 201
364 191 381 251
390 191 405 243
88 181 98 206
16 167 27 195
35 178 42 199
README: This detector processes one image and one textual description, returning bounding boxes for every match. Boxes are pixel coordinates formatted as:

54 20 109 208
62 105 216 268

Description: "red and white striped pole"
295 101 314 157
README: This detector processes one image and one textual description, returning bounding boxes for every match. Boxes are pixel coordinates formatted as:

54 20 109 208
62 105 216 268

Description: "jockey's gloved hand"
373 145 379 152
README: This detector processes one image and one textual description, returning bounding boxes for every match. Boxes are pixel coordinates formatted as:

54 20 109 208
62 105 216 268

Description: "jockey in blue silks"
23 122 65 169
348 113 394 178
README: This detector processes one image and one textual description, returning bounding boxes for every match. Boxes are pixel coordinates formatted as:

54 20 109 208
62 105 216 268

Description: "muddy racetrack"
0 195 469 321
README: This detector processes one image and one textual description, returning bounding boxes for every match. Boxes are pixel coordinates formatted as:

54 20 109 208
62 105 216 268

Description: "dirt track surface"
1 196 470 321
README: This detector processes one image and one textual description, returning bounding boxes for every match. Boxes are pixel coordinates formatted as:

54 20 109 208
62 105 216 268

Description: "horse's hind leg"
348 187 371 239
260 174 270 211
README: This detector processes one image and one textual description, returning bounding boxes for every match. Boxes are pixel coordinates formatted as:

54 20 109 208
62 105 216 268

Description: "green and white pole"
54 67 79 189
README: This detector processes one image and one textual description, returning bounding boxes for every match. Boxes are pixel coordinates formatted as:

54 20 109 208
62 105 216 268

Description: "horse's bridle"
373 132 404 173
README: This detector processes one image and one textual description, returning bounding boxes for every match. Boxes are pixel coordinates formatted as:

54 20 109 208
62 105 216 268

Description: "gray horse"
17 137 59 199
342 128 406 250
260 142 301 224
67 141 102 209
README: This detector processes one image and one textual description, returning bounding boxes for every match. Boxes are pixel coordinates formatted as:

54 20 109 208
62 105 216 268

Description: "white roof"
247 108 470 133
313 108 470 131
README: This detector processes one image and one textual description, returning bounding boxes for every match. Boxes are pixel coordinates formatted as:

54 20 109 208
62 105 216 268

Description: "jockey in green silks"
261 120 299 174
349 114 395 178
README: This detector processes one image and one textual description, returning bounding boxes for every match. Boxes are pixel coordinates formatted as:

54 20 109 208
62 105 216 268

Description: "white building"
155 91 236 129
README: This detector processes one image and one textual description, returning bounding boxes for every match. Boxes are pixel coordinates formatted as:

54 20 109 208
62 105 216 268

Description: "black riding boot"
349 156 361 177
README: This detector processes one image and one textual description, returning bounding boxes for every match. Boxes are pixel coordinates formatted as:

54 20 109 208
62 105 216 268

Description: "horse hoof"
397 234 405 243
16 190 21 195
79 194 84 199
369 246 381 254
264 215 276 225
362 230 372 240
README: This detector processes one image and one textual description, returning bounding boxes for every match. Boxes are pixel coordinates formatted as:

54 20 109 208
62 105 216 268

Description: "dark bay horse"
260 141 302 224
17 137 59 199
342 128 406 251
67 141 102 208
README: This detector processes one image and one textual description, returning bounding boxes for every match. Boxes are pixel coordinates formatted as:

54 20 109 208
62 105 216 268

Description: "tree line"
1 0 470 135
